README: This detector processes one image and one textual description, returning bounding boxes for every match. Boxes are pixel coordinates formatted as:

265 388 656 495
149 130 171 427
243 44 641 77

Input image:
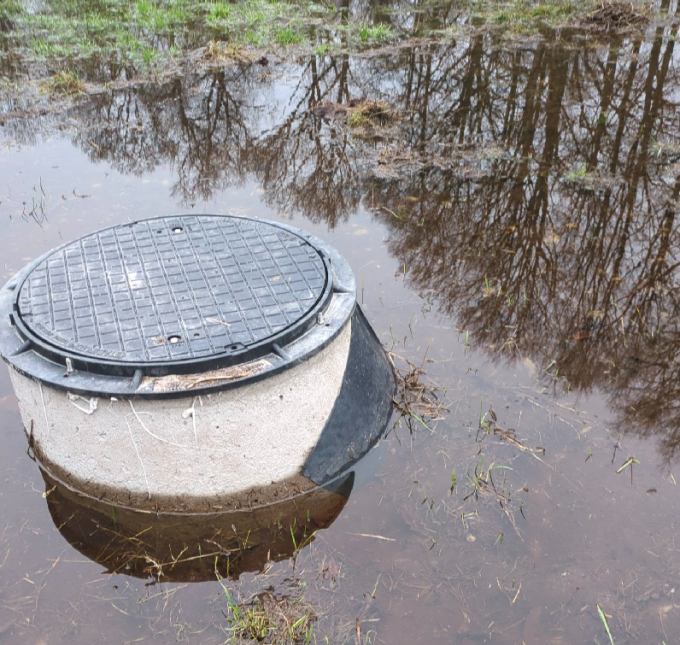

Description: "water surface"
2 26 680 644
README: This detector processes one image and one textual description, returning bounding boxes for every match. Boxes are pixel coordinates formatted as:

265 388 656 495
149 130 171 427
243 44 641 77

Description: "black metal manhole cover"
13 215 331 374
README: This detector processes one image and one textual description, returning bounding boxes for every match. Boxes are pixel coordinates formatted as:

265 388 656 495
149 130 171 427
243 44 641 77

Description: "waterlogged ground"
3 2 680 643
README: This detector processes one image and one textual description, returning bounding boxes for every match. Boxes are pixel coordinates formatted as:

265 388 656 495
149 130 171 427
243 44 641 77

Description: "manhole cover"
12 215 331 375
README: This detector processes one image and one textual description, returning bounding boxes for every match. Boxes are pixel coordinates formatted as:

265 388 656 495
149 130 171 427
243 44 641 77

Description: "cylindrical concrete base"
12 324 351 512
1 216 396 516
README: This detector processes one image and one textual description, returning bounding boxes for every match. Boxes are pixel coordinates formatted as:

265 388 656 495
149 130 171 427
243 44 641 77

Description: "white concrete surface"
9 322 351 512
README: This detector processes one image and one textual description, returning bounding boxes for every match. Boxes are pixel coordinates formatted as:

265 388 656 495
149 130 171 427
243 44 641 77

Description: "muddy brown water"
2 28 680 645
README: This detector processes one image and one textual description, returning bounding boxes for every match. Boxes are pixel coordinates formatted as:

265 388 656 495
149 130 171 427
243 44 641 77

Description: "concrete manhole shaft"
0 215 395 513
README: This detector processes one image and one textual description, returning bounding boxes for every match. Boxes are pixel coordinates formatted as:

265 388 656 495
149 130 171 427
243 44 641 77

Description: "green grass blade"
597 604 615 645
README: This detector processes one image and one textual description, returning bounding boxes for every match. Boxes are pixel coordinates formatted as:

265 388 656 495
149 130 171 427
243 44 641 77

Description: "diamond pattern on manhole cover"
16 216 328 363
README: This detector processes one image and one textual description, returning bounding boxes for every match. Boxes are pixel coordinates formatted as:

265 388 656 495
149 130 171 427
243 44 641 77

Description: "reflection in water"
6 25 680 461
43 470 354 582
4 25 680 645
372 29 680 463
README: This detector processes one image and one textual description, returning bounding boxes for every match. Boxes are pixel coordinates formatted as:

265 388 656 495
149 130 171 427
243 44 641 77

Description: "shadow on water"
3 16 680 645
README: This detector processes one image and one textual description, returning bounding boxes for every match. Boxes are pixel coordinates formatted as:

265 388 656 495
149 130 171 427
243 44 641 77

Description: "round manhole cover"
13 215 331 375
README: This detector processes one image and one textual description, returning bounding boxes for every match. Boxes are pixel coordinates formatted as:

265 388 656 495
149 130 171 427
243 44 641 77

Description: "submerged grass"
390 347 448 434
0 0 22 18
274 25 303 45
227 598 313 644
563 163 592 183
216 562 316 645
597 604 616 645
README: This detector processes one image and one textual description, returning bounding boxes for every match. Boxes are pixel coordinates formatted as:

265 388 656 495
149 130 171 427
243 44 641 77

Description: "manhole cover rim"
5 215 346 379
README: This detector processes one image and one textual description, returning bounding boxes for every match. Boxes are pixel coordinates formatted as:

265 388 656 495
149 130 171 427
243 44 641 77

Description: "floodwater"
2 22 680 645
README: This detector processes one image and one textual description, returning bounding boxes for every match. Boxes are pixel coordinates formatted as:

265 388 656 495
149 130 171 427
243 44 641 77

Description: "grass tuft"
358 22 392 42
347 100 394 128
274 25 302 44
0 0 22 18
207 1 232 23
490 0 576 28
562 163 595 187
44 70 85 95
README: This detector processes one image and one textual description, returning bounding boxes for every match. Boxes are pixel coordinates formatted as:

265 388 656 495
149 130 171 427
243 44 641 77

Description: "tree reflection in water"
11 20 680 461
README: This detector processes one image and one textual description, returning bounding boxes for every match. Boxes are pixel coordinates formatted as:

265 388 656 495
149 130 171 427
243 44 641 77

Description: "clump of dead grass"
44 70 85 96
583 1 649 30
312 98 397 129
203 40 246 62
346 98 394 128
225 590 317 643
389 347 448 433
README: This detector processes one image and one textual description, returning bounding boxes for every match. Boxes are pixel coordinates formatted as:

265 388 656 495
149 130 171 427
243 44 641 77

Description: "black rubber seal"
302 306 396 485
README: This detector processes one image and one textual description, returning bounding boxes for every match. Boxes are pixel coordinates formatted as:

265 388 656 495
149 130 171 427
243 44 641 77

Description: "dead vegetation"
479 405 547 463
461 405 551 541
369 139 511 180
221 589 316 644
389 348 448 434
312 98 396 129
375 146 425 175
200 40 270 66
583 1 649 30
203 40 244 62
347 99 394 128
43 70 85 96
